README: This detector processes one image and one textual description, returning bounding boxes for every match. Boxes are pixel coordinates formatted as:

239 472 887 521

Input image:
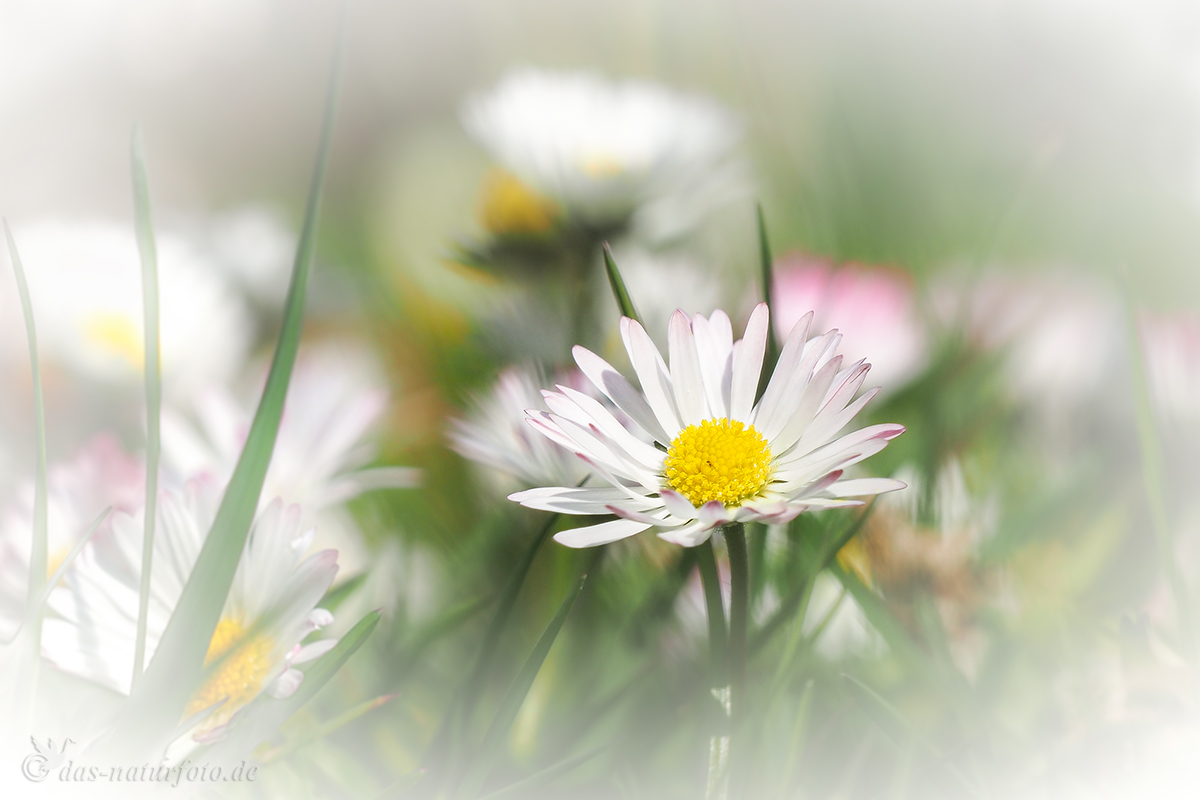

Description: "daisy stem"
695 538 728 684
724 522 750 799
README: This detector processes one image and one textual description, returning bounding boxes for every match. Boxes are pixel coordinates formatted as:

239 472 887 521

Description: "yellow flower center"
184 617 274 721
83 313 143 368
663 418 772 508
479 169 559 236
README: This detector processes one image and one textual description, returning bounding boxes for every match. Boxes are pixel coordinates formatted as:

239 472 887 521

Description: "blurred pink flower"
1139 311 1200 426
771 255 927 391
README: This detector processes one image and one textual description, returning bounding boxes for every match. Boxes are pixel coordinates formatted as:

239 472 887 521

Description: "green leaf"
478 744 607 800
318 574 368 613
453 574 587 800
602 243 643 325
4 223 48 634
130 125 162 692
112 24 346 755
206 609 381 761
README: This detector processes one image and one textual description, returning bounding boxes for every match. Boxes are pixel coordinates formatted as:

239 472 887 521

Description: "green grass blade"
318 574 368 613
113 22 346 754
755 205 780 402
261 693 397 763
602 243 643 324
206 609 381 761
478 744 608 800
4 223 48 634
130 125 162 692
453 574 587 800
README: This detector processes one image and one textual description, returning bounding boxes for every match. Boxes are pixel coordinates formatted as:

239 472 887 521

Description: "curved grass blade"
602 243 643 324
478 744 608 800
112 19 347 754
453 575 587 800
130 125 162 692
205 609 381 762
4 223 48 635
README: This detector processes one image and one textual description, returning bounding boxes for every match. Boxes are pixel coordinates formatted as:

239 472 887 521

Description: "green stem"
724 523 749 799
696 538 728 685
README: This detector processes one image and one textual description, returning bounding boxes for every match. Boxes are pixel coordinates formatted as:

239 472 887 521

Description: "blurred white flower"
771 254 927 391
160 340 418 574
204 206 296 307
43 477 338 744
461 68 742 240
449 365 594 493
510 304 905 548
611 248 730 349
0 220 254 397
0 436 143 635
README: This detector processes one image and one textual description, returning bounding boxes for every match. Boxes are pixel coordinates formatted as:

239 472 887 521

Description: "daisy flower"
0 219 254 397
42 477 338 743
449 365 594 491
461 68 741 238
160 341 418 573
510 303 906 547
0 436 143 633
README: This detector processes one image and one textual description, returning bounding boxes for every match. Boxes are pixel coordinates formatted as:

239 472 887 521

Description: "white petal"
659 488 700 519
729 303 769 422
510 486 659 515
769 354 843 455
573 346 671 444
753 311 813 435
554 518 651 548
826 477 908 497
606 504 685 527
623 318 682 437
267 668 304 699
691 312 732 418
292 639 338 664
657 520 717 547
669 310 708 425
556 386 665 468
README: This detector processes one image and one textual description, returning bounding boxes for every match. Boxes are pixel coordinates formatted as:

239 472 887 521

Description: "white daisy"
0 436 143 634
42 477 338 742
461 68 741 237
0 219 255 397
160 341 418 573
510 303 906 548
449 365 594 492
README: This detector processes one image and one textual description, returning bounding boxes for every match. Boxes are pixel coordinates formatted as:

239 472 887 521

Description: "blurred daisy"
43 477 338 743
461 69 741 239
160 341 418 573
0 219 254 397
510 304 906 547
771 254 927 391
449 365 593 492
0 436 143 633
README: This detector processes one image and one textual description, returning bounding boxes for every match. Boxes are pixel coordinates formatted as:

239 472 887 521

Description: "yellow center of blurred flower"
479 169 558 236
581 153 624 178
82 313 143 368
663 418 772 508
47 547 70 581
185 617 274 721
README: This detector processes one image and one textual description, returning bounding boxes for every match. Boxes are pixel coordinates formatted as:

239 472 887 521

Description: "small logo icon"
22 737 73 782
